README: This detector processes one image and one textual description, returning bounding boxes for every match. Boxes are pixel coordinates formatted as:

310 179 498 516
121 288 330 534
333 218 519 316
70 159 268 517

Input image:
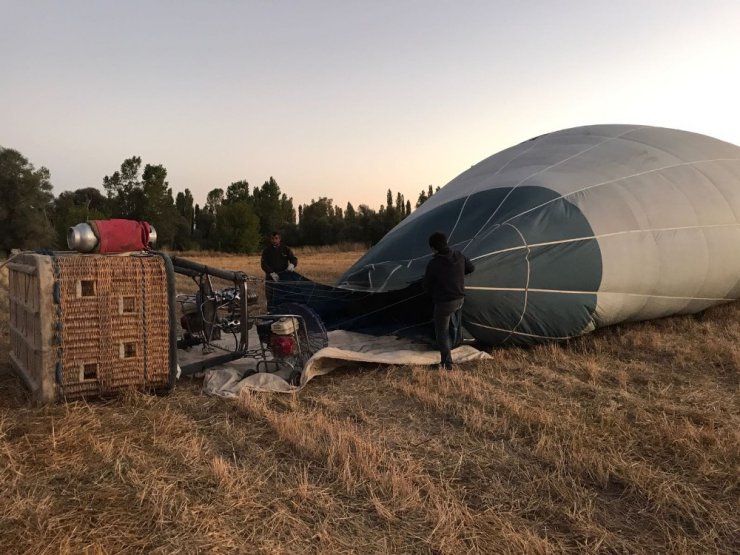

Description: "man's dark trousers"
433 298 464 368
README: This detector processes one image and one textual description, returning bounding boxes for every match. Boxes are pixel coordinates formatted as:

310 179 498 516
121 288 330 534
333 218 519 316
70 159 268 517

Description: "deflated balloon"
333 124 740 345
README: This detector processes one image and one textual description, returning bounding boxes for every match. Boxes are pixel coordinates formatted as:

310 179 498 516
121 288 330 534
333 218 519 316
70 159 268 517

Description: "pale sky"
2 0 739 211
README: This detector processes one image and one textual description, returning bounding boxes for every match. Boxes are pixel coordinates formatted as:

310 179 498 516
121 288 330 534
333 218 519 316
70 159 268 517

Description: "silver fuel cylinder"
67 222 98 252
148 224 157 247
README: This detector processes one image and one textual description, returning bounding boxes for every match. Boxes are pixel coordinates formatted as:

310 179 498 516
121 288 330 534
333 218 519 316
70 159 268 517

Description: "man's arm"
464 256 475 275
260 249 272 274
422 263 434 294
285 246 298 267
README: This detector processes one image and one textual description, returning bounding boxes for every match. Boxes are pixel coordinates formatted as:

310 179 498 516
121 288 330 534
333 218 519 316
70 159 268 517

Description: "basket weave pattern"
56 255 171 399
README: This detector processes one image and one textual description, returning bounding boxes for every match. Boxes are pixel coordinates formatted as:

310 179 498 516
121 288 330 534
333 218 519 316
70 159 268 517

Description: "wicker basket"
8 251 177 404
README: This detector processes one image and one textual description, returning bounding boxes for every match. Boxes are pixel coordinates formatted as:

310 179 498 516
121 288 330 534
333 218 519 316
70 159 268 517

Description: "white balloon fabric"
335 124 740 346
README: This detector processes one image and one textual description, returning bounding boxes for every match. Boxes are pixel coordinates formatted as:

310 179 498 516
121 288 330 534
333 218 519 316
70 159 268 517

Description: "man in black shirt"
260 232 298 308
422 232 475 369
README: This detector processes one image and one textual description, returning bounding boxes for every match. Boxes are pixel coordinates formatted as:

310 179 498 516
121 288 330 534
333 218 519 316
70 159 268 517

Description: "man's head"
428 231 448 253
270 232 281 247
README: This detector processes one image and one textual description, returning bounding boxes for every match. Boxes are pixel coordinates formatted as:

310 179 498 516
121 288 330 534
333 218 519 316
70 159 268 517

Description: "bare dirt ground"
1 250 738 554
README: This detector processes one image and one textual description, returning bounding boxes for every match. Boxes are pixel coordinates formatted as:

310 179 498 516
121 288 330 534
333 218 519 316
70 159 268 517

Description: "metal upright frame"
170 256 251 377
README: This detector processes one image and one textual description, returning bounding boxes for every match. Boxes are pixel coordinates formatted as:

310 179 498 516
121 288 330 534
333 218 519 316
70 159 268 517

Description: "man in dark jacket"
422 231 475 369
260 231 298 308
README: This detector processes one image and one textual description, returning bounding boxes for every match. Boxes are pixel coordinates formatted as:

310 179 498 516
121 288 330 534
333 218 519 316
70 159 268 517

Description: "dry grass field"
1 249 738 554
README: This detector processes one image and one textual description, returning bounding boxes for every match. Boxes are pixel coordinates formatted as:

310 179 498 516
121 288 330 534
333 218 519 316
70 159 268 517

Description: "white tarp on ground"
187 330 491 396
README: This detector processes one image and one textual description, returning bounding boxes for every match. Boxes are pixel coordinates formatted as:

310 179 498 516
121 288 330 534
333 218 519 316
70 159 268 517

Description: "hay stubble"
1 250 738 554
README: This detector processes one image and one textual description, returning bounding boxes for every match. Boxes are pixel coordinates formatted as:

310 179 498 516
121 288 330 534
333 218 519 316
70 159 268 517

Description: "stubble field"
1 249 738 554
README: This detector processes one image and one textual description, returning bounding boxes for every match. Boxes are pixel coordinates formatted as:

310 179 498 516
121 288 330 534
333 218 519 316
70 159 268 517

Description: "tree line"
0 147 440 255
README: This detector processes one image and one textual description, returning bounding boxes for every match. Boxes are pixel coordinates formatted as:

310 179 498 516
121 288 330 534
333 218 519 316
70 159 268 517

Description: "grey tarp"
194 330 491 395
